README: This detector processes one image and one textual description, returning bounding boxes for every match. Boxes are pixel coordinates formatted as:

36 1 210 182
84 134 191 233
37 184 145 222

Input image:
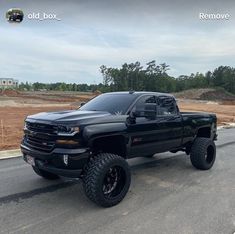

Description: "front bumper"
21 144 90 178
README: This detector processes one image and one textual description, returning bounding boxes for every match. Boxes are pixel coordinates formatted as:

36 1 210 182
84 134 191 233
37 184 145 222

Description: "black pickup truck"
21 91 217 207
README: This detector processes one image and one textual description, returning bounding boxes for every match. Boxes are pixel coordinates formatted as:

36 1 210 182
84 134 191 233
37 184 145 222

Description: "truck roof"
104 91 174 97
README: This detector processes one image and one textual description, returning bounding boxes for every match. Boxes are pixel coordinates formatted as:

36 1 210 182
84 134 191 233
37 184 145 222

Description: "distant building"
0 78 19 89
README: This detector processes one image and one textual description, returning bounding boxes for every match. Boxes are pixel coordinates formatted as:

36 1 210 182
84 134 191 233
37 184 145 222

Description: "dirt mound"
200 89 235 101
93 90 102 95
174 88 235 101
174 89 214 99
0 89 20 96
221 100 235 105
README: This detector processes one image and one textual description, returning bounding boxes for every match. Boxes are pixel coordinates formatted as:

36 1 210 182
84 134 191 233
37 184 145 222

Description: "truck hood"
27 110 111 124
26 110 127 125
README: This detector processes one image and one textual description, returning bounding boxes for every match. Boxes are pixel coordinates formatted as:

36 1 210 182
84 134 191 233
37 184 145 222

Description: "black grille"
24 135 55 152
26 122 58 135
24 122 57 152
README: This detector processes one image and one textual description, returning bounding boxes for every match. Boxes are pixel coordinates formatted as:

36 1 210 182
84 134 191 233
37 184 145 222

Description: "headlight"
57 126 80 136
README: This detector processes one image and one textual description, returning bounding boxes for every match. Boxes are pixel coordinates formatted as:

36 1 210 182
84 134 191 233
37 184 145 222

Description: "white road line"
0 154 21 160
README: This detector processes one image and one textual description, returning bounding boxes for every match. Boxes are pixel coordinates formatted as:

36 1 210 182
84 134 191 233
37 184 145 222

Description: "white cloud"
0 0 235 82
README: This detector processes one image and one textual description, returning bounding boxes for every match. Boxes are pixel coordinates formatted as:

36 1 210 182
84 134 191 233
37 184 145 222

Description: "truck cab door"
154 96 183 151
127 95 160 157
127 95 183 158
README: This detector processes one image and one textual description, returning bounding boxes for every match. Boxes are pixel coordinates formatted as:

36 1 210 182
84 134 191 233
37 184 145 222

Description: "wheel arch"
196 126 212 138
90 135 127 158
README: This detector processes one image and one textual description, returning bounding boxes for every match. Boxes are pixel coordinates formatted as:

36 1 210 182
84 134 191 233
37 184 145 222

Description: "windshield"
79 93 137 115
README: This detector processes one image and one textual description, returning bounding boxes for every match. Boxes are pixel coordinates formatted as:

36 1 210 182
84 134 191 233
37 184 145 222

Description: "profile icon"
6 8 24 23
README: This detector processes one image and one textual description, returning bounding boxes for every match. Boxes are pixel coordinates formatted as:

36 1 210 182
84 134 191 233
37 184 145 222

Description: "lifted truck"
21 91 217 207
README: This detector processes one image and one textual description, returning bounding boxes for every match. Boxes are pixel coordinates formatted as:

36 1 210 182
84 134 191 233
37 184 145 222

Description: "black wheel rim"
205 145 215 164
102 166 126 198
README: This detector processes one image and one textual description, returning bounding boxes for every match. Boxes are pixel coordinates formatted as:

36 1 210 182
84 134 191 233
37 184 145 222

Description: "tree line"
18 61 235 94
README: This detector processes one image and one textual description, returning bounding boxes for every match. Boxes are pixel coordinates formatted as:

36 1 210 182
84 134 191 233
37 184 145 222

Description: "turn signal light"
56 140 79 145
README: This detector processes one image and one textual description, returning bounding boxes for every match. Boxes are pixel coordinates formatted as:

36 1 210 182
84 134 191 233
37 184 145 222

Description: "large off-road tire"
190 137 216 170
83 153 131 207
32 166 60 180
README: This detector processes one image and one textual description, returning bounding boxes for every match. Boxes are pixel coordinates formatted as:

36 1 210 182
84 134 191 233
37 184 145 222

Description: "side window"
157 97 177 116
131 95 157 117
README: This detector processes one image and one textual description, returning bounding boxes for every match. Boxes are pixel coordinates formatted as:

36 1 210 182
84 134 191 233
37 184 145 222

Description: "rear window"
157 97 177 115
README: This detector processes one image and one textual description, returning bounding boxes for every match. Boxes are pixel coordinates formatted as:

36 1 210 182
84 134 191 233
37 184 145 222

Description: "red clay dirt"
0 90 234 151
0 106 76 150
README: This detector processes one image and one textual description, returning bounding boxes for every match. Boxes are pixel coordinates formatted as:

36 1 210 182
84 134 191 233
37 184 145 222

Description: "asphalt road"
0 128 235 234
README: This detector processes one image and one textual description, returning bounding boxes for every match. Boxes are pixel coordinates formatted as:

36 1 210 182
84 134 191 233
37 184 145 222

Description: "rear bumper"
21 144 90 178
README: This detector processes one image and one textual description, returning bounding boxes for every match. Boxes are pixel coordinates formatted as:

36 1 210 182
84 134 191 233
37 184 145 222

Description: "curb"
217 123 235 130
0 149 21 160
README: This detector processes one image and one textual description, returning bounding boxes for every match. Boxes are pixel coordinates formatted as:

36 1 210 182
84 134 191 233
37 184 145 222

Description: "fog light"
63 154 69 166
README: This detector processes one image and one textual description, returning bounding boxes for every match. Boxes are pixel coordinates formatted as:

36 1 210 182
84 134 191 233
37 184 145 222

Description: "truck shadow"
0 181 76 205
130 152 190 171
0 153 198 207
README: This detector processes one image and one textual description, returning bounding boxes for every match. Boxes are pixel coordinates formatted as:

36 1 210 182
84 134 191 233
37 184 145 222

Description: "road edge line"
0 155 22 160
0 149 22 160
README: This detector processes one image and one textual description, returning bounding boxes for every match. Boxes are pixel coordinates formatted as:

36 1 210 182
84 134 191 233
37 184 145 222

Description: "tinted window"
131 95 157 117
157 96 177 115
79 93 137 115
135 95 156 108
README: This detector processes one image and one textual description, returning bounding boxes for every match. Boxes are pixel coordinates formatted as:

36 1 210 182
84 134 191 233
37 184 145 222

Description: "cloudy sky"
0 0 234 84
